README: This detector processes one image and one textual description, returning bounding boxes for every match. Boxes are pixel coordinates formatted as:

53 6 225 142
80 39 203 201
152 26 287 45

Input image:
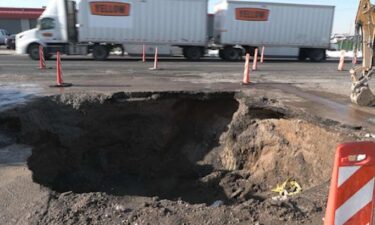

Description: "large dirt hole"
8 92 350 205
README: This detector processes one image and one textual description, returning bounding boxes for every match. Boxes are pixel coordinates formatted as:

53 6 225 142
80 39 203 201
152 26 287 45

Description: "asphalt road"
0 53 353 93
0 53 375 131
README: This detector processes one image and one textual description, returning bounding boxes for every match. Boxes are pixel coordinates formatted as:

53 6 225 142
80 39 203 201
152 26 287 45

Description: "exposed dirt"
0 91 362 225
220 99 348 190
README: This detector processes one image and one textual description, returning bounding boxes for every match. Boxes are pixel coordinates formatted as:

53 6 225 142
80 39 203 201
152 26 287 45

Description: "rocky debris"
26 181 329 225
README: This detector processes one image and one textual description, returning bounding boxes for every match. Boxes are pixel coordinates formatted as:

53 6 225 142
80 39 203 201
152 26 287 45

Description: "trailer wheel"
309 49 325 62
219 50 225 60
237 48 244 59
44 53 53 60
298 49 308 61
184 47 202 61
244 46 255 56
183 48 188 58
27 43 40 60
92 45 109 60
223 47 240 61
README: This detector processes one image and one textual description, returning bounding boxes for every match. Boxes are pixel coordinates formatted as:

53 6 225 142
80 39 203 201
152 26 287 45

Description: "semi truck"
214 0 335 61
16 0 334 62
16 0 208 61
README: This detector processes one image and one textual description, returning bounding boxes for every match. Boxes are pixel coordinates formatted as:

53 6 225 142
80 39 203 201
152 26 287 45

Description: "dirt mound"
220 100 348 190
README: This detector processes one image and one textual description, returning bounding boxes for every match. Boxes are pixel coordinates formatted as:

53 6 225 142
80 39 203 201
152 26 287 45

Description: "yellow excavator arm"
351 0 375 106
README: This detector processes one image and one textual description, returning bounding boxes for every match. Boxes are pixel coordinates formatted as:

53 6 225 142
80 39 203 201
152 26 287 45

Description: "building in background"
0 7 44 34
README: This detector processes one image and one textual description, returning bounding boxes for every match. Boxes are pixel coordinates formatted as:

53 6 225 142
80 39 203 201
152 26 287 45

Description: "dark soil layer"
22 92 238 200
0 91 360 225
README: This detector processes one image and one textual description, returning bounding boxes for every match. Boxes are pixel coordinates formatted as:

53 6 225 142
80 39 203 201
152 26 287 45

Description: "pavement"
0 53 357 94
0 51 374 131
0 48 15 56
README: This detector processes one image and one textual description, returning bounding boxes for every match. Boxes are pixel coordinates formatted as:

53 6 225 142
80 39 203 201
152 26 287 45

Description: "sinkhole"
0 91 350 204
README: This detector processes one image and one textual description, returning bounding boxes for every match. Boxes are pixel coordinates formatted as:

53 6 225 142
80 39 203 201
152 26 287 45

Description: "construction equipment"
351 0 375 106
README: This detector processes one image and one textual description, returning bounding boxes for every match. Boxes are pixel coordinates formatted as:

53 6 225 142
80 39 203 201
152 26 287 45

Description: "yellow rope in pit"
271 178 302 196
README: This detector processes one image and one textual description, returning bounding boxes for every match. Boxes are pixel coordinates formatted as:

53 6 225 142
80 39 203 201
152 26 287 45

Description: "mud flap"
351 86 375 106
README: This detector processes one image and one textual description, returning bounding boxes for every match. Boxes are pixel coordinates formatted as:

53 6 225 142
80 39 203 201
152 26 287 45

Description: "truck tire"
298 49 308 61
44 54 53 60
92 45 109 60
219 50 225 60
309 49 325 62
184 47 202 61
27 43 40 60
223 47 240 61
243 46 255 56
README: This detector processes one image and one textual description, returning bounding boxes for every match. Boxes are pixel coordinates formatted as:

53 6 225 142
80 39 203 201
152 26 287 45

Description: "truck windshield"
39 18 55 30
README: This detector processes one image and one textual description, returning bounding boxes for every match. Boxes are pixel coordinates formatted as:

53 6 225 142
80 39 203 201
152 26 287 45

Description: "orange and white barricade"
325 142 375 225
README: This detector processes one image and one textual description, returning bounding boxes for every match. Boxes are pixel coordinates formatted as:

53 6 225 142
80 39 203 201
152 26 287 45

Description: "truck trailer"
214 0 335 62
16 0 334 62
16 0 208 60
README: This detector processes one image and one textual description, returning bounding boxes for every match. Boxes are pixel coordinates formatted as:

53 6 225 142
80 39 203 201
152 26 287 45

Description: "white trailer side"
124 44 182 56
78 0 208 46
214 0 334 61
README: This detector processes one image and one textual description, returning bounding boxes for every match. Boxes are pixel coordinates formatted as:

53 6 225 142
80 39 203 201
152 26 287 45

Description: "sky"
0 0 357 34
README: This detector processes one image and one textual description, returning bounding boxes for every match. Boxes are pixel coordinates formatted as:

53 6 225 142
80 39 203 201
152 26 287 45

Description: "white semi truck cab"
16 0 85 60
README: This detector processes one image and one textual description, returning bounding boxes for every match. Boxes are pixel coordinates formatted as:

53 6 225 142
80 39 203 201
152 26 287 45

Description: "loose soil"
0 91 362 225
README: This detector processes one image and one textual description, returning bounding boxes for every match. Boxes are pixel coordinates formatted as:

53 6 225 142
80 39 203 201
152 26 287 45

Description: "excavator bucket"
351 85 375 106
350 0 375 106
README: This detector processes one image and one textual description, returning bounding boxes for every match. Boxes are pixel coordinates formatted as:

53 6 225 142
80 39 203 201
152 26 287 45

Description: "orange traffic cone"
338 51 345 71
149 47 159 70
39 45 46 69
352 50 358 65
242 53 251 85
142 44 146 63
324 142 375 225
260 46 265 63
50 52 72 88
252 48 259 71
56 52 63 85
